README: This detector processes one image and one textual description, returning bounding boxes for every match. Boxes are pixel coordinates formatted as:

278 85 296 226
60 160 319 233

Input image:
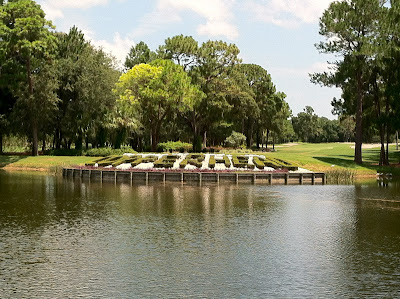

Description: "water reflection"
0 171 400 298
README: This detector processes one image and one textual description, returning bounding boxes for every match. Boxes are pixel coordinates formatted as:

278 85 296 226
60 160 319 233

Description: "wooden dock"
62 168 327 185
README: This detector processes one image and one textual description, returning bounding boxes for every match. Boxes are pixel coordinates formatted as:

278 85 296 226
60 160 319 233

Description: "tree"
292 106 321 142
190 40 241 150
55 27 119 150
157 35 199 71
312 0 385 164
0 0 58 155
124 41 155 70
114 60 202 152
225 131 246 148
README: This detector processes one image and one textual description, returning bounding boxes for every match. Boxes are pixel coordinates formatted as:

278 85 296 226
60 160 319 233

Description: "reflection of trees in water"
346 184 400 296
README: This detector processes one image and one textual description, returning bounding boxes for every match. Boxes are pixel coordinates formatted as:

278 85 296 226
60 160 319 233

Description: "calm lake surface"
0 171 399 298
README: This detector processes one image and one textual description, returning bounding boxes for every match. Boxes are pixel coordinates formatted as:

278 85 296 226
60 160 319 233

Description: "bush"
225 131 246 149
46 149 83 156
209 155 216 169
86 147 136 157
158 141 192 152
223 155 231 168
153 155 178 168
253 156 265 169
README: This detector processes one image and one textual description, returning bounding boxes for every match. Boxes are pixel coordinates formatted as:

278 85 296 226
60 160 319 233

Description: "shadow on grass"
0 155 27 168
313 156 378 171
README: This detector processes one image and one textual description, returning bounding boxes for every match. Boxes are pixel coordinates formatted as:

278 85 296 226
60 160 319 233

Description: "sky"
37 0 341 119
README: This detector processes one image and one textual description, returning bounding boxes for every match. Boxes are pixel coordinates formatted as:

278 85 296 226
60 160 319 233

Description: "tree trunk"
27 57 39 156
256 127 260 149
32 123 39 156
266 129 269 150
75 132 83 151
247 121 254 148
396 131 399 151
272 134 275 151
203 131 207 149
0 133 3 154
379 124 385 167
354 72 363 164
42 139 46 153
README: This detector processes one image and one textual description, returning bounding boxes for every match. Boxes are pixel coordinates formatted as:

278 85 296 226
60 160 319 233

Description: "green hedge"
154 155 178 168
209 155 216 169
252 156 265 169
96 155 122 167
158 141 192 152
223 155 231 168
232 155 255 169
86 147 137 157
111 155 140 167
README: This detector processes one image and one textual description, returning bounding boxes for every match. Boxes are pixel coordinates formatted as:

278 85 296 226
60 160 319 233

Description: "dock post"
89 169 92 179
236 173 239 183
269 173 273 185
300 174 303 185
145 172 149 184
181 172 184 182
100 170 103 181
312 173 315 185
253 173 256 184
130 172 133 186
114 171 117 182
216 173 220 183
285 173 289 185
322 173 327 185
163 172 166 183
199 173 202 184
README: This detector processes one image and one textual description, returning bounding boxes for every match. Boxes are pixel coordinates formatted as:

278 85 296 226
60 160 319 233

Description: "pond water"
0 171 399 298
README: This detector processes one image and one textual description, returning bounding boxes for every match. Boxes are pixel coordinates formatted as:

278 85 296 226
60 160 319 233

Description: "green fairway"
265 143 400 175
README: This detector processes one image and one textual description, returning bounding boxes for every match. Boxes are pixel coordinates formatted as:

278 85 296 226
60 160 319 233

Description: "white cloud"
85 31 135 66
245 0 334 28
133 0 238 40
39 0 109 21
270 61 334 78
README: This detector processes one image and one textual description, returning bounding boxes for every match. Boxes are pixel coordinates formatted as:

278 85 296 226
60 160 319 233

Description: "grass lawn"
1 142 399 176
0 155 93 173
264 142 400 176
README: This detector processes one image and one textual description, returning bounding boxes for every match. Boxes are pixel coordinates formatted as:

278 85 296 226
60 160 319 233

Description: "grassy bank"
1 143 399 177
266 143 399 176
0 155 93 173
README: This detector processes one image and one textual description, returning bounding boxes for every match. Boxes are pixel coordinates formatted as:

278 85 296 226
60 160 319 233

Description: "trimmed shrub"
179 159 188 168
223 155 231 168
96 155 122 167
208 155 216 169
158 141 192 152
153 155 178 168
252 156 265 169
86 147 136 157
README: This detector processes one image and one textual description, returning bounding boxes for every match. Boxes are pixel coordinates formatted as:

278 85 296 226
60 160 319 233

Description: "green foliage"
208 155 216 169
326 169 356 184
225 131 246 148
158 141 192 152
85 147 137 157
124 41 155 70
114 59 203 152
46 149 83 156
154 155 178 168
253 156 265 169
0 0 58 156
